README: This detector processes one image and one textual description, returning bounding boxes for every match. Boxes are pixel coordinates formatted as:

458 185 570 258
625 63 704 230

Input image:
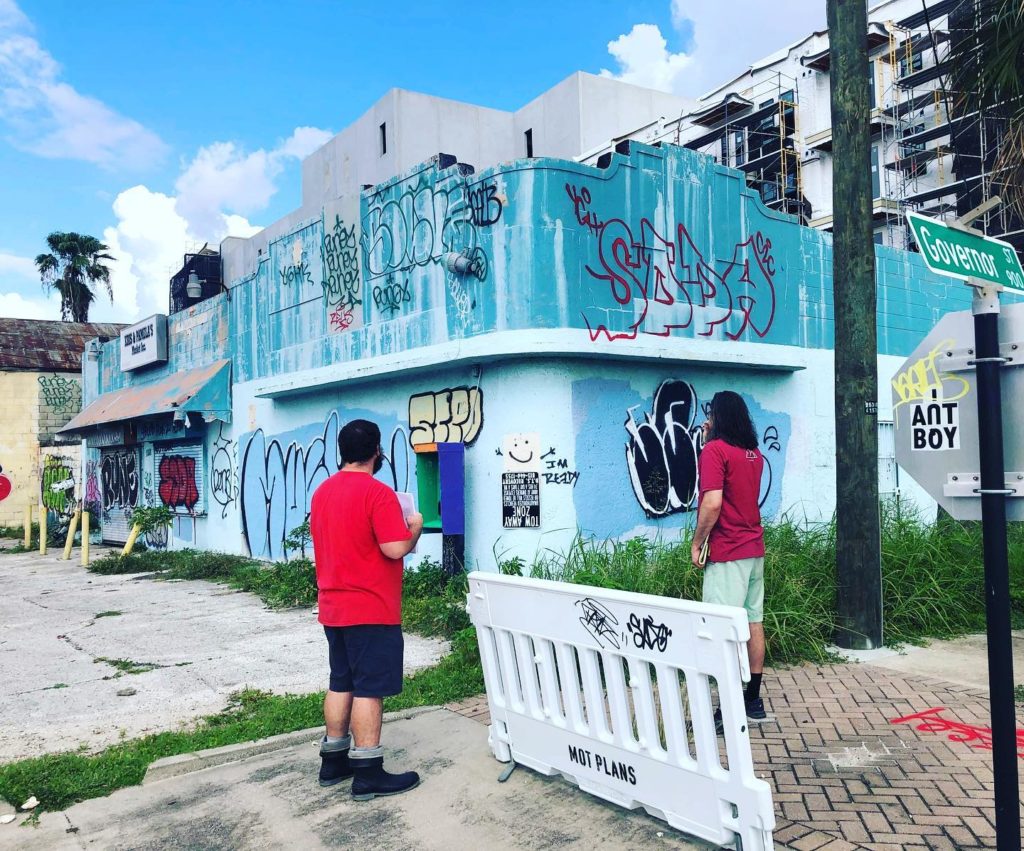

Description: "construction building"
581 0 1021 256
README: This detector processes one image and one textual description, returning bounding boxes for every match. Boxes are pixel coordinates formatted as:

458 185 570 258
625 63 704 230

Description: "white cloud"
602 0 827 98
600 24 692 93
0 1 167 169
89 127 331 323
0 290 60 319
0 250 35 279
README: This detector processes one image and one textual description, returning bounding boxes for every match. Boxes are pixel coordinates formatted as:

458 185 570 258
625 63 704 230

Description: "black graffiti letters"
565 183 603 236
322 215 361 309
372 276 412 315
100 451 138 511
627 613 672 652
575 597 621 650
280 261 313 288
625 380 702 517
467 182 502 227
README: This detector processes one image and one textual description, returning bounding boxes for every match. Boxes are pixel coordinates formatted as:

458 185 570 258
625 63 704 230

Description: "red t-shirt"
310 471 412 626
698 439 765 562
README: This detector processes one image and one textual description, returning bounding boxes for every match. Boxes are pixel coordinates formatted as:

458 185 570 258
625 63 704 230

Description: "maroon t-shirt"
311 471 412 626
698 439 765 562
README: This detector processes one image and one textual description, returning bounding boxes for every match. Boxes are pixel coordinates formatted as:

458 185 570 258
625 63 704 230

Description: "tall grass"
502 506 1024 667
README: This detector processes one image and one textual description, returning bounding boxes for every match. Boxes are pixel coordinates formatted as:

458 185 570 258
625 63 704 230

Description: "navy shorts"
324 625 404 698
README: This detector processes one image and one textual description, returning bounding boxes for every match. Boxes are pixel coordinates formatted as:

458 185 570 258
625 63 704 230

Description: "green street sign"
906 211 1024 293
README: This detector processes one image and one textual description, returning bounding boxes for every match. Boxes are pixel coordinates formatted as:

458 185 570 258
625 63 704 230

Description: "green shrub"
402 559 470 638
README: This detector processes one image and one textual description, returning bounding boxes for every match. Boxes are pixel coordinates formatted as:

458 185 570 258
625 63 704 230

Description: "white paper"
395 492 418 555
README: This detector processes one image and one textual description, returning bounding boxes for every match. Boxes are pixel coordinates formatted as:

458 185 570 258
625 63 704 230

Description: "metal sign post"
901 200 1020 850
970 280 1020 851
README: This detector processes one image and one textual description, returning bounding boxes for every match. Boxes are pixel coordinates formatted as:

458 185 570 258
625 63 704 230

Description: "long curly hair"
708 391 759 450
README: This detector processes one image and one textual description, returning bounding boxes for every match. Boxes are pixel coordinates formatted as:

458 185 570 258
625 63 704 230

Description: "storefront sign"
120 314 168 371
86 425 129 449
502 471 540 528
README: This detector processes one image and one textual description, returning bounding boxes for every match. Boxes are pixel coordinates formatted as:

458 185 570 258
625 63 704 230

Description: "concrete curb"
143 705 440 785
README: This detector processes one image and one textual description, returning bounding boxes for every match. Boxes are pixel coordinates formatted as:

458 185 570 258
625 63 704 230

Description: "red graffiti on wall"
328 306 354 332
568 183 777 343
0 465 10 503
891 707 1024 758
158 455 199 512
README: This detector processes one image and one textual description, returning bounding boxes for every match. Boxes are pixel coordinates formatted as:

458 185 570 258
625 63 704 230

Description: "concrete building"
0 319 123 530
63 74 971 568
582 0 1019 257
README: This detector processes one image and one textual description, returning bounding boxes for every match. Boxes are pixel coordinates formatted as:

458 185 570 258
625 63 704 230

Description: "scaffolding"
878 0 1020 253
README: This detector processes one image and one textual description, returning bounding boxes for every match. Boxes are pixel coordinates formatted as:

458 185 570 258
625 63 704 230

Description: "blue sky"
0 0 824 323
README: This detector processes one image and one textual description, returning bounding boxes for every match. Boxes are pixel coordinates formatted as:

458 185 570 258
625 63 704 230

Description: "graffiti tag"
467 181 503 227
626 613 672 652
408 386 483 448
41 456 75 516
159 455 200 512
891 339 970 410
100 451 138 511
211 425 236 519
575 598 621 650
38 375 81 414
372 275 412 316
322 215 361 312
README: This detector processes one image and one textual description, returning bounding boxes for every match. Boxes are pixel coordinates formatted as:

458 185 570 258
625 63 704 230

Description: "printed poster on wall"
502 471 540 528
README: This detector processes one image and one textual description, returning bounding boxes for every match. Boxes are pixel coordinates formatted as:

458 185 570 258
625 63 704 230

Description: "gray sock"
349 744 384 761
321 734 351 752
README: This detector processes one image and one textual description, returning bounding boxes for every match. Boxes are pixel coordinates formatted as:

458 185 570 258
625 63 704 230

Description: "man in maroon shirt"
310 419 423 799
690 391 768 725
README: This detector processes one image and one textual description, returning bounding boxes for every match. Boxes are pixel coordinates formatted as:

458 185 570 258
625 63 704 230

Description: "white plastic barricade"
467 572 775 851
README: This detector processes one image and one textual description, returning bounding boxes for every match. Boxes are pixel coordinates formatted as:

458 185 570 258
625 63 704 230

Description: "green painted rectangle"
906 211 1024 292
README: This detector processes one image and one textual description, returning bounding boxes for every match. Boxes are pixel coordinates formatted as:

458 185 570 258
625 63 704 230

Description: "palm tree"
35 232 115 322
947 0 1024 219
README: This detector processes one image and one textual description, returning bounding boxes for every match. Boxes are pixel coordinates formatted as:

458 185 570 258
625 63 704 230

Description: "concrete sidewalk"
0 708 712 851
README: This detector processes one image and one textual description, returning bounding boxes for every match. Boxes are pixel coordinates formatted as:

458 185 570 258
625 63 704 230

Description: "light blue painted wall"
228 142 974 384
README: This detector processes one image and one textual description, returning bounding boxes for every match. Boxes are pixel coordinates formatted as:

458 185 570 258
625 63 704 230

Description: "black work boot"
318 735 353 787
350 750 420 801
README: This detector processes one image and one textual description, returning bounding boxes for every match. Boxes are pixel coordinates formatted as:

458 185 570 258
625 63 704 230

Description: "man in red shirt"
310 419 423 799
691 391 768 726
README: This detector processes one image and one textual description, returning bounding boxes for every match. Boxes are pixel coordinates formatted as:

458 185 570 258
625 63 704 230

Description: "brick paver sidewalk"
448 661 1024 850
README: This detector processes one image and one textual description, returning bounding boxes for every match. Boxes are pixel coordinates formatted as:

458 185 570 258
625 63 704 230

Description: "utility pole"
827 0 883 648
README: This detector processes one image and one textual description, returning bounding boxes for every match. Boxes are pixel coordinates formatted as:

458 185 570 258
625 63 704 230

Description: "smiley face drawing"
502 433 540 472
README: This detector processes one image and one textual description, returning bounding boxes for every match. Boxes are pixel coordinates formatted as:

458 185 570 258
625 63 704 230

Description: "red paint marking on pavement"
890 706 1024 757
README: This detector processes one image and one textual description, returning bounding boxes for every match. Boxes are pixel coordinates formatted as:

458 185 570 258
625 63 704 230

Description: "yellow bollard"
63 509 81 560
24 503 31 549
81 512 90 566
38 505 47 556
121 523 141 557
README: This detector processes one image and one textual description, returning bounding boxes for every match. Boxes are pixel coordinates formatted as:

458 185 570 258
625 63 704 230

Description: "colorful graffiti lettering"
158 455 200 512
361 167 488 283
322 215 361 311
100 450 138 511
572 185 776 342
0 464 11 503
211 425 237 519
41 456 75 516
372 275 412 316
240 412 410 560
891 339 970 410
38 374 81 415
408 387 483 448
624 380 778 518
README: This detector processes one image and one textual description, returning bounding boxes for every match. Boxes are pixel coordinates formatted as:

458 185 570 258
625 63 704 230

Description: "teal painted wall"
229 142 974 383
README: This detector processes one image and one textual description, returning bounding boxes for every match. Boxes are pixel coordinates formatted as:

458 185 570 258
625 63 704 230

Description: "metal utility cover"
893 302 1024 520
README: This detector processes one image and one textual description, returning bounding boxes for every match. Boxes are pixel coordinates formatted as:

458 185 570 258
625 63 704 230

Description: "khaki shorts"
702 557 765 623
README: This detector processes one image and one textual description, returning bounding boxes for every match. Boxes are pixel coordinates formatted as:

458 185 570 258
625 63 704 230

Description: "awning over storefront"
60 359 231 435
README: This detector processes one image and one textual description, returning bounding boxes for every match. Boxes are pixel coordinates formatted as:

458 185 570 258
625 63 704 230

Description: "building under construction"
581 0 1021 255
